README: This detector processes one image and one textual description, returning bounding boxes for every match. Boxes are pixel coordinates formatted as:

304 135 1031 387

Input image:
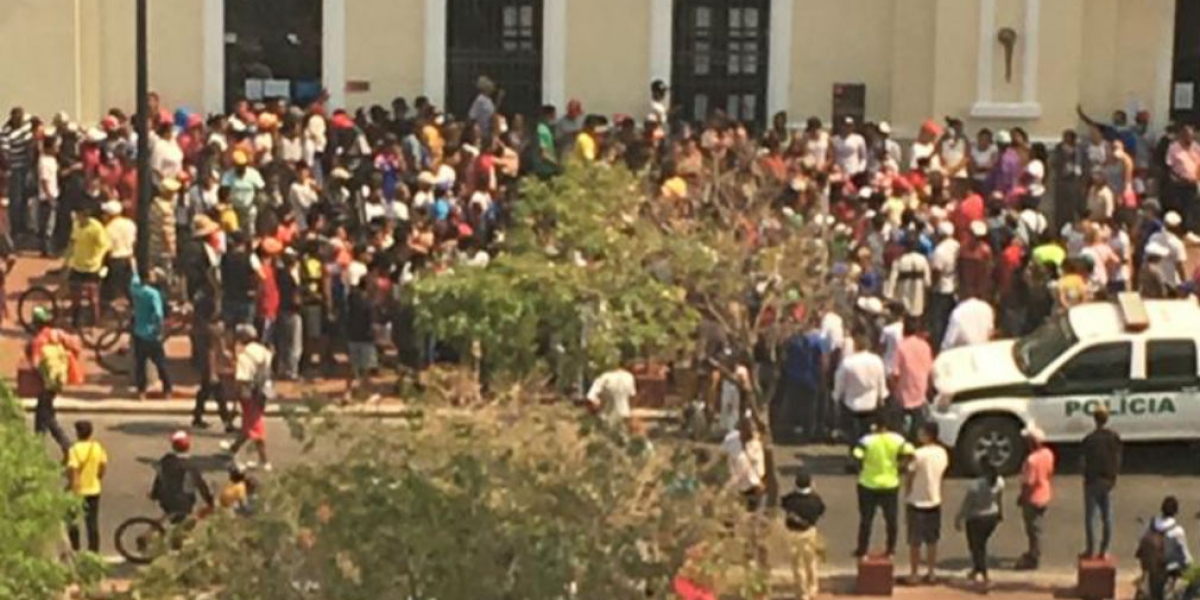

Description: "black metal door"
1173 0 1200 124
672 0 770 126
446 0 543 120
224 0 323 110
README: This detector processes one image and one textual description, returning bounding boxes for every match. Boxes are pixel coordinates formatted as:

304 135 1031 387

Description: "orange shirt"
1021 446 1055 508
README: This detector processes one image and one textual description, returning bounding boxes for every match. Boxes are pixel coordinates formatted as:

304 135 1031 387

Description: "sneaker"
245 460 258 469
262 463 274 472
218 440 233 452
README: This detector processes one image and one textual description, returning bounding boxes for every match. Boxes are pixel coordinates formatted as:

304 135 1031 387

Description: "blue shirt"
783 331 828 388
130 274 165 341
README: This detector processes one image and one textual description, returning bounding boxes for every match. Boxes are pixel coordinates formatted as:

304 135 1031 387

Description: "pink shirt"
892 335 933 410
1167 140 1200 182
1021 446 1055 508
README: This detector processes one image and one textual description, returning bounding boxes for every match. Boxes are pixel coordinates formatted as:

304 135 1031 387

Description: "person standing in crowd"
222 150 265 237
1052 129 1086 229
904 422 948 584
833 332 888 444
649 79 669 125
927 222 958 348
723 419 766 512
1 107 34 237
832 117 868 186
221 324 273 471
469 76 498 140
1137 496 1192 600
100 199 135 301
63 205 110 325
781 470 826 600
941 291 995 351
779 314 828 443
130 269 173 401
1016 426 1054 570
35 136 59 255
885 236 931 318
1081 405 1122 559
892 317 933 436
585 355 638 432
65 420 107 554
1166 124 1200 237
1146 211 1188 290
852 415 914 559
955 463 1004 590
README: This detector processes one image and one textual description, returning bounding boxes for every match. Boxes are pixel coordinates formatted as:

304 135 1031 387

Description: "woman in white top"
1086 169 1115 220
969 129 998 189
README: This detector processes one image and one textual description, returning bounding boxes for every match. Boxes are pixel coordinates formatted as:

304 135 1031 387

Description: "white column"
322 0 347 108
1155 0 1176 128
1020 0 1040 104
202 0 225 115
542 0 568 110
424 0 448 109
767 0 794 118
974 0 996 105
649 0 673 85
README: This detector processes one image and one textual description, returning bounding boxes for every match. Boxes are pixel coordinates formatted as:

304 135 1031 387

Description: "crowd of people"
7 74 1200 595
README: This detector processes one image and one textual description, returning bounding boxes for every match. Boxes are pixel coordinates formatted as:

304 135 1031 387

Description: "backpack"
1136 525 1169 573
152 454 197 513
38 338 70 393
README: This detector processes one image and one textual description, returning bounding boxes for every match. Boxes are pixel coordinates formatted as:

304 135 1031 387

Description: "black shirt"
220 249 255 304
1082 427 1122 490
345 288 375 343
780 489 826 532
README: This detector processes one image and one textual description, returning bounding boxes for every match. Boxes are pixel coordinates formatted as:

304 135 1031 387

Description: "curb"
20 397 677 421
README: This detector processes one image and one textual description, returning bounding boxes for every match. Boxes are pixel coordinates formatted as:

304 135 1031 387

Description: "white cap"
1166 211 1183 227
1145 241 1169 258
878 121 892 135
970 220 988 237
857 296 885 315
101 199 122 216
937 221 955 238
858 186 874 200
995 129 1012 145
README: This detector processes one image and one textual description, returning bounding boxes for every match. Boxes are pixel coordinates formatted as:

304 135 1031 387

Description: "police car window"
1147 340 1198 379
1015 314 1078 377
1056 342 1132 383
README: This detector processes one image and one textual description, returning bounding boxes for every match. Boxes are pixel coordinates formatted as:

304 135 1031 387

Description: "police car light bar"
1117 292 1150 332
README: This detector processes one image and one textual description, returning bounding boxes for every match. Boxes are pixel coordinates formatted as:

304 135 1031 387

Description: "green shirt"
1032 243 1066 268
852 431 914 490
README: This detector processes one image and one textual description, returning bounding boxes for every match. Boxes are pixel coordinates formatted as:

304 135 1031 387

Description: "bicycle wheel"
114 516 167 565
17 287 57 333
79 302 128 351
95 333 133 376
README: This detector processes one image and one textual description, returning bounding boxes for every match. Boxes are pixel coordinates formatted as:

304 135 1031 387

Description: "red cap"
101 116 119 131
170 430 191 452
920 119 943 137
186 114 204 129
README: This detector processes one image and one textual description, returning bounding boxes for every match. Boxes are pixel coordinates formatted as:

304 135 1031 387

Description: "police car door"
1128 339 1200 440
1030 341 1133 442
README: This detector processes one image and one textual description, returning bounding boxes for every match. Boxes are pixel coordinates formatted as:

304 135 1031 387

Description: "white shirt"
1147 230 1187 287
586 368 636 420
910 141 942 172
907 444 950 508
344 260 368 288
942 298 995 351
235 342 273 385
832 133 868 175
970 144 998 181
722 430 765 493
930 238 960 295
941 136 968 178
150 138 184 180
105 216 136 259
833 351 888 413
880 321 904 374
820 311 847 352
37 154 58 200
803 131 829 164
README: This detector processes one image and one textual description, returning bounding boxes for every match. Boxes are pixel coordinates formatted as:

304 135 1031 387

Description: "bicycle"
113 505 211 565
93 300 193 376
17 277 128 351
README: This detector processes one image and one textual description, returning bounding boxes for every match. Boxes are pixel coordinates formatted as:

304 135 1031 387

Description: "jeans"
926 292 955 350
1021 503 1046 562
34 390 70 455
35 197 55 254
275 311 302 378
133 336 172 394
7 166 29 236
193 379 232 426
966 514 1000 576
223 300 255 328
856 485 899 557
1084 483 1114 556
67 494 101 553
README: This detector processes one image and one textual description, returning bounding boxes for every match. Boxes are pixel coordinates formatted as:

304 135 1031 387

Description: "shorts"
347 341 377 377
906 505 941 546
68 269 102 284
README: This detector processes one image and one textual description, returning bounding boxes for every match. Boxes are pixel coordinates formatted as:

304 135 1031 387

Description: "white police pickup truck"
932 294 1200 474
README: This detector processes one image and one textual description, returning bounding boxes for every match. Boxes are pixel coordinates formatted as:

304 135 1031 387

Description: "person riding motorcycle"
149 431 213 522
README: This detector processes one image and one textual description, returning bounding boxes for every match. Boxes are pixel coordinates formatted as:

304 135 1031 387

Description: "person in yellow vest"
852 414 914 559
66 420 107 553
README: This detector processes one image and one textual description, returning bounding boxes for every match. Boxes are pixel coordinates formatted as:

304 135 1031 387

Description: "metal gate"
671 0 770 126
446 0 544 121
224 0 323 110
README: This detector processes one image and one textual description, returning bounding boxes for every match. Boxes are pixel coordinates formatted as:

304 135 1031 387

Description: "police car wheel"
958 416 1025 476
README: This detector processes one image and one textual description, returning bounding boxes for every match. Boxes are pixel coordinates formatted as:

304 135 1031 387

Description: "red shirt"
257 260 280 320
997 243 1025 296
957 238 994 300
953 193 985 241
1021 446 1055 508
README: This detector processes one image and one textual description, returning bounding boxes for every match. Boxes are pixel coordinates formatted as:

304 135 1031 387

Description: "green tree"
130 406 782 599
0 384 103 599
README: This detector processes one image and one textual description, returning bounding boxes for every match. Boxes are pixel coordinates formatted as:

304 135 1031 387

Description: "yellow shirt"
67 218 111 274
574 132 597 163
661 176 688 200
219 481 248 509
67 440 108 497
218 205 240 232
852 431 913 490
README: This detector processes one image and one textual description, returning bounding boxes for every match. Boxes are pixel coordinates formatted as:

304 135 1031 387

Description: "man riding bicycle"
149 431 213 522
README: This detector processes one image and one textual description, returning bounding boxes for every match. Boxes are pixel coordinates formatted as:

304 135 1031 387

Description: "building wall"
789 0 895 126
564 0 650 120
0 0 79 119
344 0 426 109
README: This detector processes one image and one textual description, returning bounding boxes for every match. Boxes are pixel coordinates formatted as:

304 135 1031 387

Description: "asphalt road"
30 412 1200 577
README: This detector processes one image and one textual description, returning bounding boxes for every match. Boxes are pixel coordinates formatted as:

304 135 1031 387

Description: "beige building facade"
0 0 1184 138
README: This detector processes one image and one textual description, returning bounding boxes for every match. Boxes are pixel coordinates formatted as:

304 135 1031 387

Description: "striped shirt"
0 120 34 171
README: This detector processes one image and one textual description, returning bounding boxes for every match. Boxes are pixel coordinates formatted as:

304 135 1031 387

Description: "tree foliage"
0 384 103 599
130 406 782 599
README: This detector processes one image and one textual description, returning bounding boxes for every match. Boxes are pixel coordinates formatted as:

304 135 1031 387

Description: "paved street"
32 411 1199 582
